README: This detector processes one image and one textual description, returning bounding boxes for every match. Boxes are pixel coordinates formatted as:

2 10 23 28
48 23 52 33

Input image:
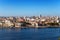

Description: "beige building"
15 23 22 28
3 19 14 27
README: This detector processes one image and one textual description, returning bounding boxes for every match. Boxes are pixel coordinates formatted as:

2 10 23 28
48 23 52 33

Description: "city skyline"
0 0 60 16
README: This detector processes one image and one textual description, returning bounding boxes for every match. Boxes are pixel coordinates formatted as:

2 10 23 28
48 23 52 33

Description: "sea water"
0 27 60 40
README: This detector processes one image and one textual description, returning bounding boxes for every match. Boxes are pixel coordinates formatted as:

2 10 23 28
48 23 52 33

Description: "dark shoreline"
0 26 60 29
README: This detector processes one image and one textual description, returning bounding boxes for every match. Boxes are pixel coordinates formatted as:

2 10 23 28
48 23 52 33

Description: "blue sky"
0 0 60 16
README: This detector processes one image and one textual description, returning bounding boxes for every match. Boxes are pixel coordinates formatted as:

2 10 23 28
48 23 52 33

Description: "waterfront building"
3 19 14 27
15 23 22 28
0 22 2 27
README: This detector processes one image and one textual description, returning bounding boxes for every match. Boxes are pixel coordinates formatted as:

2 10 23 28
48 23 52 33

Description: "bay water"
0 27 60 40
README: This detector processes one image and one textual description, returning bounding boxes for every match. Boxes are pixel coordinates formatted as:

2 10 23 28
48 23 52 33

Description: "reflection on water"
0 28 60 40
